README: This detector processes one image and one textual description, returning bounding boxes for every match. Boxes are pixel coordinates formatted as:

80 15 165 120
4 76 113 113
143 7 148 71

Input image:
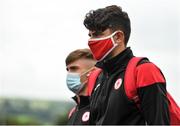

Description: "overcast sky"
0 0 179 104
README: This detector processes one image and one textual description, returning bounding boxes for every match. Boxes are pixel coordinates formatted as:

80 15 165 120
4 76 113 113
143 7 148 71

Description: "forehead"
67 58 94 68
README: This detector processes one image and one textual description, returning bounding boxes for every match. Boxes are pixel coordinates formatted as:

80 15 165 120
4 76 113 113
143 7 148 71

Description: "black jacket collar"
95 47 134 74
72 95 90 109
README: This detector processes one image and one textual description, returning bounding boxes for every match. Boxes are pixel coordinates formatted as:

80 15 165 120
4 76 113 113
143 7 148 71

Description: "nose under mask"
88 31 121 61
66 72 84 94
66 67 94 94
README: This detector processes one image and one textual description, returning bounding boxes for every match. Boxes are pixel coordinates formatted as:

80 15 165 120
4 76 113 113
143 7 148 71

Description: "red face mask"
88 31 119 61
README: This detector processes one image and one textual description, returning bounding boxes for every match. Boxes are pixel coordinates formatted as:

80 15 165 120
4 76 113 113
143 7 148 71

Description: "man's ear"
114 31 125 45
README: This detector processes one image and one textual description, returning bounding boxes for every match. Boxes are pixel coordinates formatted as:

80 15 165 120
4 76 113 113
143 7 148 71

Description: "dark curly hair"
84 5 131 45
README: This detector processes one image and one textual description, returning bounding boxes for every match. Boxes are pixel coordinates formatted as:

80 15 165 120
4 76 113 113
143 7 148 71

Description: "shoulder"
136 62 165 88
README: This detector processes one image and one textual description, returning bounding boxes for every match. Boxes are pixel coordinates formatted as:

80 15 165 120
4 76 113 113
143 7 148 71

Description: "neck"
79 86 88 96
110 44 126 59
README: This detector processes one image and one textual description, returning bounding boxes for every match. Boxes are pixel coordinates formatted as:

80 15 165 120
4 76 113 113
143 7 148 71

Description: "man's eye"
93 32 98 37
66 68 69 71
88 33 91 37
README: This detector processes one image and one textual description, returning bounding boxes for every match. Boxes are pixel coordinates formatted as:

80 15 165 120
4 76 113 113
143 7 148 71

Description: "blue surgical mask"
66 67 94 94
66 72 84 94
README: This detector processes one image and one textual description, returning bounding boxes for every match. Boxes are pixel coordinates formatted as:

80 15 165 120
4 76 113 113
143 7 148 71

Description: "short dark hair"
65 48 94 66
84 5 131 45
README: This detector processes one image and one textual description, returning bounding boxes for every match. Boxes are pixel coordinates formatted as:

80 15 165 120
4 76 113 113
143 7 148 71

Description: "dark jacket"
67 96 90 125
89 47 170 125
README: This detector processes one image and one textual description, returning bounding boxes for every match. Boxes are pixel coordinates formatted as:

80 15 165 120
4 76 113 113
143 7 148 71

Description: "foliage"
0 97 74 125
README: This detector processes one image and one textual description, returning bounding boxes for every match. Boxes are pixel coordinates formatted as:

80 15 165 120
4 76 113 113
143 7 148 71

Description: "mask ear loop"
96 31 122 61
111 30 122 44
77 67 95 95
80 67 95 77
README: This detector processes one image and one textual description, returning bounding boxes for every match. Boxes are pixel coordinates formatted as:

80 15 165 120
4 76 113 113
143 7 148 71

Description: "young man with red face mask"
65 48 99 125
83 5 179 125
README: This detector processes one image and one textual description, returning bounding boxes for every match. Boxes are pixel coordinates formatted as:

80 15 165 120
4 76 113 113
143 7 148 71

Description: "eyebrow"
67 66 79 71
89 31 102 37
